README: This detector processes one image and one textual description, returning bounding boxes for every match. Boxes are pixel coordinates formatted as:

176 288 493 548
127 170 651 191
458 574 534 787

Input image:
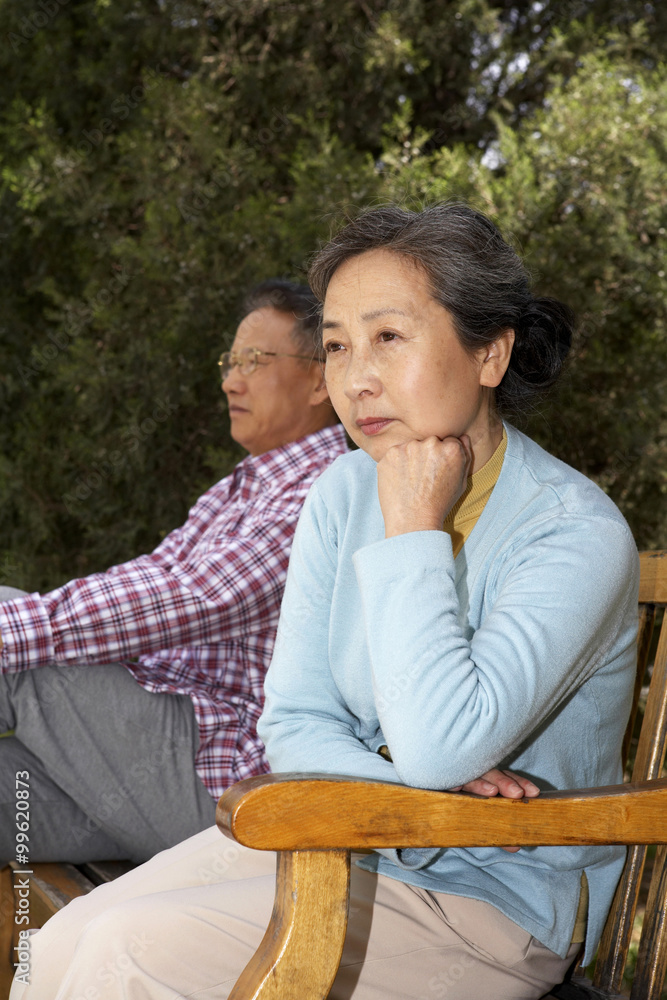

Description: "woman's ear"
479 329 515 388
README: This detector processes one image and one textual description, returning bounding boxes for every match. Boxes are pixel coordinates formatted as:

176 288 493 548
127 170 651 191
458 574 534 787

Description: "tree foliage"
1 0 666 590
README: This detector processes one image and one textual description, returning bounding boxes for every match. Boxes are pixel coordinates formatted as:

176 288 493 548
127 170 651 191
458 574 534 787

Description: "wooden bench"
216 550 667 1000
1 858 134 996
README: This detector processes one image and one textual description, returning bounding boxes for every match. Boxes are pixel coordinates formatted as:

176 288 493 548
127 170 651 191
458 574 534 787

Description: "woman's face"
322 249 509 463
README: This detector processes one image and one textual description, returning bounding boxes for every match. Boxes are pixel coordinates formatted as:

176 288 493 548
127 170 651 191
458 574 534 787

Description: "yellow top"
572 874 588 943
443 428 507 557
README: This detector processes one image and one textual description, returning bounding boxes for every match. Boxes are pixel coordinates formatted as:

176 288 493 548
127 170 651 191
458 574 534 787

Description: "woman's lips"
356 418 394 436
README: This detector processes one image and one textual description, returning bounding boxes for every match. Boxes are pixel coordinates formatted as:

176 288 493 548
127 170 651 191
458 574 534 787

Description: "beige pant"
11 826 578 1000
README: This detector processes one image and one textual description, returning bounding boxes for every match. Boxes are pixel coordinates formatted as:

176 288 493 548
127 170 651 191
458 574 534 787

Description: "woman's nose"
342 349 382 399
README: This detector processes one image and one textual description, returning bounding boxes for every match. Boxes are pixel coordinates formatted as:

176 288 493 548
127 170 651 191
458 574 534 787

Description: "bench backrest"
593 551 667 997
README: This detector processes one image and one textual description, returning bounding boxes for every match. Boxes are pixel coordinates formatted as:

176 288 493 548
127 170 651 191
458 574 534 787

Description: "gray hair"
308 203 573 416
241 279 322 359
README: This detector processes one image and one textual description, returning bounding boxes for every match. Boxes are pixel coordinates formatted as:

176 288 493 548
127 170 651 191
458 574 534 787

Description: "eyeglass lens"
219 347 258 379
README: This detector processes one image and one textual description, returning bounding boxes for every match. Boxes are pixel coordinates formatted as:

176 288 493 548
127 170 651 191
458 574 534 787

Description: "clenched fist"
377 434 472 538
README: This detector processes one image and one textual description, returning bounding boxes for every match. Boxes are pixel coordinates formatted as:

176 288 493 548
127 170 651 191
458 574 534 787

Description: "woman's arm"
260 452 638 793
353 519 638 789
259 489 540 799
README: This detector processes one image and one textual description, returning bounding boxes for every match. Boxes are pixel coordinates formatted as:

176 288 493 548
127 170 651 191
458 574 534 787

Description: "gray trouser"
0 588 216 863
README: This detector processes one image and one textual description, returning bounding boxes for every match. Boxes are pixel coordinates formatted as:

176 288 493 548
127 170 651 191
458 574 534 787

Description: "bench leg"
228 849 350 1000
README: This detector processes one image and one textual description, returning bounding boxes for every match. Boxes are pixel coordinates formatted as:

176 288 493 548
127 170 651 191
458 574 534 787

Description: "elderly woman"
13 204 638 1000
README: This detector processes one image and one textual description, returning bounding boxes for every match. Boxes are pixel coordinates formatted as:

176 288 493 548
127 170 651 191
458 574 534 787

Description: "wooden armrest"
217 774 667 1000
217 773 667 851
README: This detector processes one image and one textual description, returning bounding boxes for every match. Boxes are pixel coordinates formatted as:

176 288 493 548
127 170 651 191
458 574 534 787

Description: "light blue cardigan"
258 424 639 963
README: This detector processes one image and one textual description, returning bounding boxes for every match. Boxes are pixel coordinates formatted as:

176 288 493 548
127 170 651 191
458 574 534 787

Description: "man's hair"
241 279 321 358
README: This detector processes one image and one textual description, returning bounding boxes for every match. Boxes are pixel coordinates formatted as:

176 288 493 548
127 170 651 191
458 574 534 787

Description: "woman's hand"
449 769 540 853
377 435 472 538
449 769 540 800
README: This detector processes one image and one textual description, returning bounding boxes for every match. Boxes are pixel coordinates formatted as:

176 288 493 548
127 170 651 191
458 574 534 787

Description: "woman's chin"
356 435 399 463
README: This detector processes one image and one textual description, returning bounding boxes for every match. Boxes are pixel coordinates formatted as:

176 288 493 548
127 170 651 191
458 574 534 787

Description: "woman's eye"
324 341 344 354
378 330 398 342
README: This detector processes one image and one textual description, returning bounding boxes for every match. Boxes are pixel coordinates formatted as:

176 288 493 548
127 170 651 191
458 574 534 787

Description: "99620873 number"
15 770 30 864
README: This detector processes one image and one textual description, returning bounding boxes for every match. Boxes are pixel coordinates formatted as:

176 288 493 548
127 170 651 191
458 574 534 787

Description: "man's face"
222 307 324 456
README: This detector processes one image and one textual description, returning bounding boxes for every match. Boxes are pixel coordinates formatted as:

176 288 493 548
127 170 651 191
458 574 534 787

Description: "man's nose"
221 365 246 394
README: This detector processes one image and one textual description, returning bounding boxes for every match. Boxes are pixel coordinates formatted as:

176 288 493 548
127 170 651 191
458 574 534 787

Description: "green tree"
1 0 666 590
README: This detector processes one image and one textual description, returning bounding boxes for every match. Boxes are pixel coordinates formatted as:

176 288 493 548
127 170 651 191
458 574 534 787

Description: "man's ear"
479 329 515 388
308 365 330 406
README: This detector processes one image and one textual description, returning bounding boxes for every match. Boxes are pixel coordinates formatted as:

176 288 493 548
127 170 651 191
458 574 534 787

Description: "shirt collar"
238 424 348 484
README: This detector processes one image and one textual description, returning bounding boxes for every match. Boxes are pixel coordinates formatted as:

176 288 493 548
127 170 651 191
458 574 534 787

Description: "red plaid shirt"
0 424 348 798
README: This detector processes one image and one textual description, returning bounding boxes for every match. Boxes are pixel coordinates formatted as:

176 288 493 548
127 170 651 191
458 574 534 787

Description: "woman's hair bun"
518 297 573 360
497 296 575 414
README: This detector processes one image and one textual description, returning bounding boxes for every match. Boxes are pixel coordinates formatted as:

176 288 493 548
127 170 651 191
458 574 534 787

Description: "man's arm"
0 484 304 673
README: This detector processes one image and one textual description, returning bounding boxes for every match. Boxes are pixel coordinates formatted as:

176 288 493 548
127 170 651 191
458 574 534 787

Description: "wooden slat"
630 844 667 1000
1 861 135 998
228 850 350 1000
218 775 667 851
551 978 626 999
0 866 16 1000
623 605 656 768
632 615 667 783
9 862 94 931
78 861 136 885
596 610 667 992
639 552 667 605
594 844 649 992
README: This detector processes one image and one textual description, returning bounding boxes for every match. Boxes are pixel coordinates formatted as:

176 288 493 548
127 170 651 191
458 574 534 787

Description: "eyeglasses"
217 346 314 381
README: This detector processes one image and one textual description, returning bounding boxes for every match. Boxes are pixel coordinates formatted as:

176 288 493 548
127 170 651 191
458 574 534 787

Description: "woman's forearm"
353 520 638 789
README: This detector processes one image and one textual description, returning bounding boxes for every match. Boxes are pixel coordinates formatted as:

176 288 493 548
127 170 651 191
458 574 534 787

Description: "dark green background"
1 0 666 590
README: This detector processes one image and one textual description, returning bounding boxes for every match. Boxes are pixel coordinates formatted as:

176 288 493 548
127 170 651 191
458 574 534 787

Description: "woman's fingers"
453 768 540 799
501 769 540 798
450 769 540 853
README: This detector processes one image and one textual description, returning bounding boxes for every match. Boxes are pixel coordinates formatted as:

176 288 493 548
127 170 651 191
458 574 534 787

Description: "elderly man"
0 279 348 863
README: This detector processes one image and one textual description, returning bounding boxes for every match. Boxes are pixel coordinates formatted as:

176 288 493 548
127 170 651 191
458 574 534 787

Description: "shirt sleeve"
260 485 639 792
0 479 302 673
